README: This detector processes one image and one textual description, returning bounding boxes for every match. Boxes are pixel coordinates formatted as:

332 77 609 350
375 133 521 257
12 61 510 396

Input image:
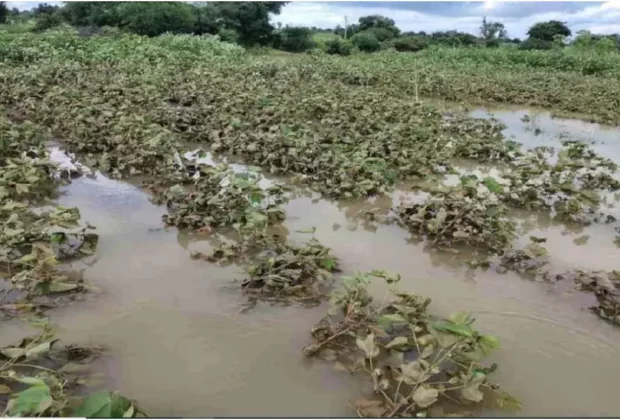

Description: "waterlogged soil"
3 110 620 417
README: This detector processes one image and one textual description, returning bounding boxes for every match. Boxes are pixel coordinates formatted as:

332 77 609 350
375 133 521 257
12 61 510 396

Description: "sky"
7 1 620 39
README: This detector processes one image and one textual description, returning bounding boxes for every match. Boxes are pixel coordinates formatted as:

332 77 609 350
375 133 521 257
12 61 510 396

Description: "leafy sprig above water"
303 272 520 417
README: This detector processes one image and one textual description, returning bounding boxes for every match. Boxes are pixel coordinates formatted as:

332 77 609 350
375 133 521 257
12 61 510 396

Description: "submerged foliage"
0 320 143 417
567 270 620 326
0 117 97 310
303 273 520 417
397 178 516 254
242 238 339 305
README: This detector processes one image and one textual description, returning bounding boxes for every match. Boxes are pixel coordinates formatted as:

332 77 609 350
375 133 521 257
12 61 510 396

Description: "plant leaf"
25 341 53 359
73 390 132 418
10 384 52 416
1 347 25 359
356 333 380 359
412 385 439 408
385 336 408 349
461 383 484 402
432 320 475 337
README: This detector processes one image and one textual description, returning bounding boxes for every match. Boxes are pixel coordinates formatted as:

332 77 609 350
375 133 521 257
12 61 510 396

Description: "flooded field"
3 29 620 418
3 107 620 416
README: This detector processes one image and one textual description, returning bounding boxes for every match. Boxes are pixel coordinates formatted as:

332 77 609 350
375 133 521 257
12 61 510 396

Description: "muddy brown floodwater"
3 109 620 417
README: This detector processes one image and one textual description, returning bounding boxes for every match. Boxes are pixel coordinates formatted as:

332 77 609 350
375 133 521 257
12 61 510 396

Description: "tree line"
1 1 619 54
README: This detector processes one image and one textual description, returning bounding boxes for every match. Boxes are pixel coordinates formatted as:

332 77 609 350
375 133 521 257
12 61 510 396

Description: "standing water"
3 110 620 417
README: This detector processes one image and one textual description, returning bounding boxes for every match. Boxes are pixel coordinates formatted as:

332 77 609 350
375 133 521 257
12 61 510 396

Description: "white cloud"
7 1 619 39
6 1 61 11
274 1 620 38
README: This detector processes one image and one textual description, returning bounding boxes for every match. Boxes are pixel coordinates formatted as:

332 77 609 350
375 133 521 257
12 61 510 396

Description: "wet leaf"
73 390 133 418
479 335 500 354
25 341 54 359
10 383 52 416
1 347 25 359
483 176 504 193
385 336 408 349
413 385 439 408
400 360 431 385
377 313 407 328
322 258 336 270
355 398 387 417
356 333 380 359
432 320 474 337
370 269 401 284
460 383 484 402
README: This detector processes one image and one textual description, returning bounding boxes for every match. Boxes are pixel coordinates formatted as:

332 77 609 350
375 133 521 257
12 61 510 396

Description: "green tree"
326 38 353 56
595 37 617 53
217 28 239 44
351 31 381 52
116 2 195 37
279 26 315 52
0 1 9 24
34 11 64 32
34 3 59 16
518 37 552 50
211 2 286 46
430 31 477 47
61 2 120 27
192 3 219 35
389 35 429 52
527 20 571 42
365 27 397 42
479 16 507 44
357 14 399 39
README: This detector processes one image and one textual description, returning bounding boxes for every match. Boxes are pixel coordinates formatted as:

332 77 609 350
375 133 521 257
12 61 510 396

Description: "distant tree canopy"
213 2 285 45
61 2 120 27
429 30 478 47
527 20 571 42
116 2 195 37
572 30 620 52
278 25 315 52
25 1 286 46
351 31 381 52
479 16 506 46
358 14 400 39
0 1 9 24
34 3 59 16
5 1 619 55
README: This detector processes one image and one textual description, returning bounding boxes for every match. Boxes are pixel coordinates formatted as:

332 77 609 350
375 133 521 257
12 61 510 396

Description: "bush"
217 28 238 44
279 26 315 53
389 36 428 52
116 2 195 37
351 31 380 53
366 27 396 42
326 38 353 56
34 12 64 32
518 38 553 50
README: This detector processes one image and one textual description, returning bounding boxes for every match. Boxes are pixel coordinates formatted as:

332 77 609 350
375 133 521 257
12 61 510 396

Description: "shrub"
390 36 428 52
279 26 315 53
351 31 380 53
326 38 353 56
34 12 64 32
518 38 553 50
115 2 195 37
217 28 239 44
366 27 396 42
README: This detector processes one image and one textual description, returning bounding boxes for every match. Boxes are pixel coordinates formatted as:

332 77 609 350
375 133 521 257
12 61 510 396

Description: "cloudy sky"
276 2 620 38
7 1 620 39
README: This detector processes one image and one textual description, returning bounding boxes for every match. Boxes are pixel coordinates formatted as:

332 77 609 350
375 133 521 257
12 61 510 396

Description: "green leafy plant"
303 273 520 417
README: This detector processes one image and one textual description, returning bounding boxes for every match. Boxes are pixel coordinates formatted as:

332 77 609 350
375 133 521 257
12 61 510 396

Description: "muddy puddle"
470 106 620 161
3 110 620 417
